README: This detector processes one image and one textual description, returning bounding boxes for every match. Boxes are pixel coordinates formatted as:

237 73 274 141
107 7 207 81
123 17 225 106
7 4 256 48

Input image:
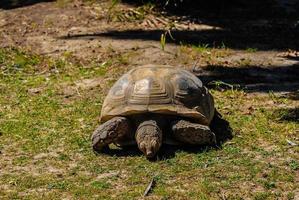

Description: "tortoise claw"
91 117 131 152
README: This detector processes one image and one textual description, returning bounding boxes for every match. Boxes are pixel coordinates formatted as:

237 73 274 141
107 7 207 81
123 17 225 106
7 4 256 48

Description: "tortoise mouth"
145 150 154 158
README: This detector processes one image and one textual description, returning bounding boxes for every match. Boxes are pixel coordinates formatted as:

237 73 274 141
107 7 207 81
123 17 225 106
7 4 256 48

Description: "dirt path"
0 0 299 92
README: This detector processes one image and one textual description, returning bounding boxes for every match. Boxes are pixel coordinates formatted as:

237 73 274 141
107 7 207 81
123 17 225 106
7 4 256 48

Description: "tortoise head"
135 120 162 158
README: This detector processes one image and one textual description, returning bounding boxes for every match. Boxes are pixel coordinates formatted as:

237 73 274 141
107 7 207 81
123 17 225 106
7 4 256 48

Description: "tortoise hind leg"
171 120 216 145
91 117 131 152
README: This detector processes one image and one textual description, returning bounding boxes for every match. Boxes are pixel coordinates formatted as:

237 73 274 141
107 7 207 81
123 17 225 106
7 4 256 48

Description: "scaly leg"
91 117 131 152
171 120 216 145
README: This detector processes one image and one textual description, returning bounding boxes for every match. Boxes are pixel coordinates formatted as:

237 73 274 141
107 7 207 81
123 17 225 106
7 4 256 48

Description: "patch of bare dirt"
1 0 298 94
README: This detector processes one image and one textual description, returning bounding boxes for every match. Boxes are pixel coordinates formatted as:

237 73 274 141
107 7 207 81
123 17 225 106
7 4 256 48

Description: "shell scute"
100 65 214 125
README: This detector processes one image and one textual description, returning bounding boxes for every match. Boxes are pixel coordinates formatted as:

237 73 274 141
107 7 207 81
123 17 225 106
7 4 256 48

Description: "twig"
143 177 156 197
192 60 199 72
286 139 297 146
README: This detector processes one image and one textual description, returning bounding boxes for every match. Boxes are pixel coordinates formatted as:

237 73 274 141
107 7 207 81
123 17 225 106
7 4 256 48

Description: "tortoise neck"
131 114 168 129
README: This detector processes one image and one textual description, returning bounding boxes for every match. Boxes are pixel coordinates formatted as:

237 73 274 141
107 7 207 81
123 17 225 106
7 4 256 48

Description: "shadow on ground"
0 0 53 9
273 107 299 122
61 0 299 50
193 64 299 93
62 27 299 51
59 1 299 93
286 91 299 100
97 110 233 160
123 0 299 19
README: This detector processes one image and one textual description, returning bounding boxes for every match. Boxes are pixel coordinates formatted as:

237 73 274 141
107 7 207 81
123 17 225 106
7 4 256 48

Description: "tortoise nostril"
146 150 154 158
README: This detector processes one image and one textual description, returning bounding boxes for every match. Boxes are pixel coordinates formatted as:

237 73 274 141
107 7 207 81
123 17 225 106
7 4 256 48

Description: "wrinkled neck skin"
134 114 164 158
132 114 168 128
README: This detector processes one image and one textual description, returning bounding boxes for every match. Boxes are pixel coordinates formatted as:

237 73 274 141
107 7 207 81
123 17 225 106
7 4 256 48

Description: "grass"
108 2 156 22
237 58 253 67
0 47 298 199
178 43 233 66
192 43 211 54
246 48 258 53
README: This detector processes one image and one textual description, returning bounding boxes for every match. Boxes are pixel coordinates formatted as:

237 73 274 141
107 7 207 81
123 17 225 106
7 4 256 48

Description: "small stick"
192 60 199 73
286 139 297 146
143 177 156 197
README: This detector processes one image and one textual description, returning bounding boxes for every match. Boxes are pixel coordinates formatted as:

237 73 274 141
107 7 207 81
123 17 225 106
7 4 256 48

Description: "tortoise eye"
152 140 157 147
139 142 145 150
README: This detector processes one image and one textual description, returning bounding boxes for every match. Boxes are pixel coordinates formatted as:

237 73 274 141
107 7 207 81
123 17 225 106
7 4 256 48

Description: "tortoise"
91 65 216 158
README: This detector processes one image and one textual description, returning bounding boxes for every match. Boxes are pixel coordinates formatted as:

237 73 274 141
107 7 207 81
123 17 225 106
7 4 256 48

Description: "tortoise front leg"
91 117 131 152
171 120 216 145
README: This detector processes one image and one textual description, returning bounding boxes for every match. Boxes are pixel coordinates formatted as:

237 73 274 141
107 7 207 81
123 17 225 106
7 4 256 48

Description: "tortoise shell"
100 65 214 125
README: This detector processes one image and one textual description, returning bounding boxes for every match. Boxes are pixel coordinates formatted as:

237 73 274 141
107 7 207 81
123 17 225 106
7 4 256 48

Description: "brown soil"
0 0 298 93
